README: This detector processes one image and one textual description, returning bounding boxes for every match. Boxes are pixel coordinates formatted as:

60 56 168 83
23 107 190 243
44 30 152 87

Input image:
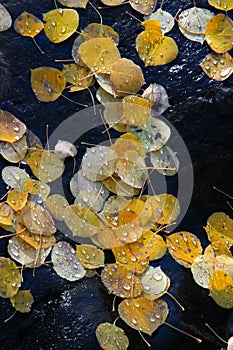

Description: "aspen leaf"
167 232 203 268
26 150 65 183
178 7 214 44
122 95 151 126
209 270 233 309
0 203 15 226
62 64 94 92
22 203 56 236
82 23 119 45
100 0 125 6
10 290 34 313
72 34 86 66
204 241 232 258
14 12 44 38
101 263 142 298
144 9 175 34
76 244 105 269
0 257 21 298
205 14 233 54
150 146 179 176
96 72 115 96
0 110 26 143
129 0 157 15
200 52 233 81
0 135 27 163
17 224 56 250
52 241 86 281
43 9 79 44
142 83 170 116
96 87 122 105
136 21 178 66
102 176 139 197
6 189 28 211
78 37 121 73
118 297 168 335
109 58 144 97
205 212 233 247
2 166 29 190
57 0 89 9
24 179 50 201
96 323 129 350
208 0 233 11
46 194 69 221
31 67 66 102
140 266 170 299
0 4 12 32
54 140 77 159
151 193 180 225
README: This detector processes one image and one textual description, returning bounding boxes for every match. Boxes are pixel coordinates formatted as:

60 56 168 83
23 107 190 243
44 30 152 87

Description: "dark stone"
0 0 233 349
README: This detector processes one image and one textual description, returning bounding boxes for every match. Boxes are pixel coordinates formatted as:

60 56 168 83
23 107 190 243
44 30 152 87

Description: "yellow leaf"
167 232 203 268
46 194 69 221
76 244 105 269
200 52 233 81
10 290 34 313
205 14 233 54
6 189 28 211
22 203 56 236
14 12 44 38
24 178 50 201
0 203 15 227
0 257 21 298
82 23 119 44
43 9 79 43
109 58 144 97
205 212 233 247
78 37 121 73
208 0 233 11
100 0 125 6
58 0 89 9
96 323 129 350
31 67 66 102
62 63 94 91
118 297 168 335
209 270 233 309
129 0 156 15
0 110 26 143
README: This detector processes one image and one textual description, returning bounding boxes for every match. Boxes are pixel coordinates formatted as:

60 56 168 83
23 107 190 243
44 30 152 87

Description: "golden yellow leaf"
209 270 233 309
205 212 233 247
82 23 119 44
101 263 142 298
62 63 94 91
208 0 233 11
58 0 89 9
0 110 26 143
0 257 21 298
167 232 203 268
0 203 15 227
43 9 79 44
16 223 56 250
6 189 28 212
96 323 129 350
14 12 44 38
102 176 140 197
118 297 168 335
24 179 50 201
76 244 105 269
129 0 156 15
78 37 121 73
22 203 56 236
204 242 232 258
46 194 69 221
31 67 66 102
205 14 233 54
109 58 144 96
200 52 233 81
112 245 149 275
122 95 151 126
10 290 34 313
100 0 125 6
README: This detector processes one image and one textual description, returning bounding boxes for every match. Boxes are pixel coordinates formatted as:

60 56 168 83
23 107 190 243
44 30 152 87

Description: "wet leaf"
62 64 94 92
208 0 233 11
64 204 100 237
144 9 175 34
2 166 29 190
140 265 170 299
122 96 151 126
14 12 44 38
17 224 56 250
0 257 21 298
57 0 89 9
178 7 213 44
82 23 119 45
118 297 168 335
24 179 50 201
6 189 28 211
0 135 27 163
96 87 122 105
0 110 26 143
46 194 69 221
31 67 66 102
102 176 140 197
200 52 233 81
101 263 142 298
209 270 233 309
0 4 12 32
10 290 34 313
100 0 125 6
109 58 144 97
136 20 178 66
43 8 79 44
54 139 78 159
150 146 179 176
22 203 56 236
72 34 86 65
26 150 65 183
204 241 232 258
150 193 180 225
167 232 203 268
205 14 233 54
205 212 233 247
142 83 170 116
51 241 86 281
81 145 117 182
129 0 157 15
112 133 146 159
78 37 121 73
0 203 15 227
96 322 129 350
76 244 104 269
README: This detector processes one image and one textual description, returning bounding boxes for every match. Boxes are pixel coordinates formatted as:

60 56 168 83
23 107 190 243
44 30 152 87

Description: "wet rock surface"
0 0 233 349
